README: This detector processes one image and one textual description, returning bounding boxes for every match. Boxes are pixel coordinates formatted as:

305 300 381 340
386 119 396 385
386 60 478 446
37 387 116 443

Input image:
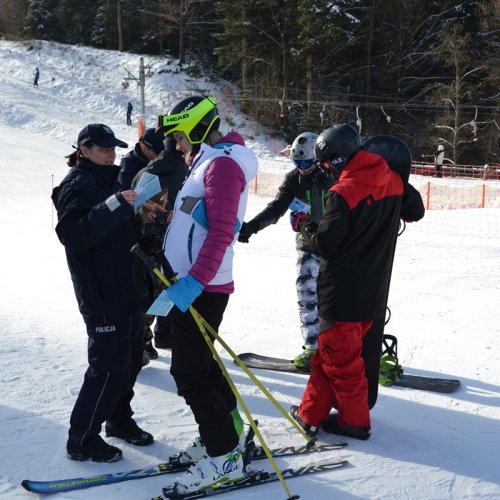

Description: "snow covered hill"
1 40 499 500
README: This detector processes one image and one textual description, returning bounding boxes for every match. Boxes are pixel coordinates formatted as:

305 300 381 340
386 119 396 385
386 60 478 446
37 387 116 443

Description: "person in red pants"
289 123 424 440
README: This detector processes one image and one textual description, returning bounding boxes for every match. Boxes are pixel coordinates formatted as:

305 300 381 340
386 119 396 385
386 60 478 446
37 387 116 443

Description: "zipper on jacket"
188 223 195 263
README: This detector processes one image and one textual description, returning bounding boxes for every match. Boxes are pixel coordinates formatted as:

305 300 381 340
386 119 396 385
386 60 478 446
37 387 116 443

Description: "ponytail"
65 148 84 167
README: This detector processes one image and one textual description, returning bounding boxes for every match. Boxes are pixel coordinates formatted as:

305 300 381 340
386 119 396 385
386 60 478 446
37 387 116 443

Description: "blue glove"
290 211 309 232
166 274 204 312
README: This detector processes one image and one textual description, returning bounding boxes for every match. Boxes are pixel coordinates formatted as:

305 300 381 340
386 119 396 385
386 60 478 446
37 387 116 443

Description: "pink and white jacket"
163 132 258 294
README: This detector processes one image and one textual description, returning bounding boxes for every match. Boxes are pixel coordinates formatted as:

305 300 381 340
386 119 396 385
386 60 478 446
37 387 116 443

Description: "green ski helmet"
157 95 220 145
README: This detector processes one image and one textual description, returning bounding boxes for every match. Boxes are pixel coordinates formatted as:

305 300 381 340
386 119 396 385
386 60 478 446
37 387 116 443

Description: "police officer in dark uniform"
52 123 154 463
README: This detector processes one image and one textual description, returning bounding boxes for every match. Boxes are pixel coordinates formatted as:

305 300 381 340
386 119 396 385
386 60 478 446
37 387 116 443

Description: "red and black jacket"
301 150 423 322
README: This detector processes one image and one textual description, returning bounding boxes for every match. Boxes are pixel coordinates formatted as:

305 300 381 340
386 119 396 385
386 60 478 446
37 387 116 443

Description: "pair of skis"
21 441 348 496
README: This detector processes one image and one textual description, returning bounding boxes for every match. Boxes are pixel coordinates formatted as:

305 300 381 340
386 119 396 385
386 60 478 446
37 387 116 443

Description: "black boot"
105 419 154 446
67 435 122 462
321 413 371 440
289 405 318 437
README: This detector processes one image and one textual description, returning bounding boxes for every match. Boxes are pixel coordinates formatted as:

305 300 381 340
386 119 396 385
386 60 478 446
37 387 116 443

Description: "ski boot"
165 445 244 495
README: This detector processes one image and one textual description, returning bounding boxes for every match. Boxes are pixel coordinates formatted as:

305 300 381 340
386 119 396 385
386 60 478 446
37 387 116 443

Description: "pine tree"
24 0 60 40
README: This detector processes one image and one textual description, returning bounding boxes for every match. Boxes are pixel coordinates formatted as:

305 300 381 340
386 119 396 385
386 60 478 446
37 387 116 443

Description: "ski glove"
166 274 204 312
290 211 309 232
238 221 256 243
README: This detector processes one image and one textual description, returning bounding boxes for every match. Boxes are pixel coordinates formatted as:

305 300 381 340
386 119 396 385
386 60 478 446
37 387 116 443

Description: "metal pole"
139 57 146 127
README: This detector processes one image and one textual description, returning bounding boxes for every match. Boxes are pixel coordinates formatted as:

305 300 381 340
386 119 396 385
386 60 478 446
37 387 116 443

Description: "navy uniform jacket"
131 150 188 210
52 158 147 322
117 143 149 189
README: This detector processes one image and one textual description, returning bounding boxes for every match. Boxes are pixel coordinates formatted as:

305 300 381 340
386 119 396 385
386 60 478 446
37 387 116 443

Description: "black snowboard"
236 353 461 394
359 135 414 408
362 135 411 183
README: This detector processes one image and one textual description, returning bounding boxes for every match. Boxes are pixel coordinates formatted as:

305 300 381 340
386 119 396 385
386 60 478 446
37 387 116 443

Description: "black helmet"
157 95 220 145
315 123 363 170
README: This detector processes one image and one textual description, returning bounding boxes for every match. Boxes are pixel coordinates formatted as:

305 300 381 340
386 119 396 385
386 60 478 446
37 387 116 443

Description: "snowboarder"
126 101 133 125
288 124 424 441
156 94 258 494
52 123 154 463
238 132 336 370
33 67 39 87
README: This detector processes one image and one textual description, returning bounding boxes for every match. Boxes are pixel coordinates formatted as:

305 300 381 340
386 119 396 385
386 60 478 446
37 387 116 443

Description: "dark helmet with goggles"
315 123 363 171
157 95 220 145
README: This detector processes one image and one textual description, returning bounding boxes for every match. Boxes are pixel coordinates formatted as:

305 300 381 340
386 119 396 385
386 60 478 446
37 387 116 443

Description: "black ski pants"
68 311 144 446
169 291 238 457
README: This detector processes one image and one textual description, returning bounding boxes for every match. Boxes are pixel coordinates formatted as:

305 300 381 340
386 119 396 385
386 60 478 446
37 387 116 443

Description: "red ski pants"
299 320 373 428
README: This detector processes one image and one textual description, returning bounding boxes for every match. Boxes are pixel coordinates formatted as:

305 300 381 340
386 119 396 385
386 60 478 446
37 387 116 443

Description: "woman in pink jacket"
157 95 258 495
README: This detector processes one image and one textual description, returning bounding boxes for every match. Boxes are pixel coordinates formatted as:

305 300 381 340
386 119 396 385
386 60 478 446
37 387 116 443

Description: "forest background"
0 0 498 165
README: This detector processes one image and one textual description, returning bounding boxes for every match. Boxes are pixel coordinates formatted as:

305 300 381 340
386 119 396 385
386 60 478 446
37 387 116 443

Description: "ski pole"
187 306 297 500
130 245 316 444
196 313 316 445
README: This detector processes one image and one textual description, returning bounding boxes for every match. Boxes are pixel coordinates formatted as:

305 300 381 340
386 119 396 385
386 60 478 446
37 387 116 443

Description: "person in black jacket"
132 136 189 357
288 124 425 441
126 101 133 125
117 127 164 190
238 132 336 370
52 123 154 463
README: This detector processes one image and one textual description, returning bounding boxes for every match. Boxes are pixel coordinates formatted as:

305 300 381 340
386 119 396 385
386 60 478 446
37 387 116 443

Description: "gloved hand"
166 274 204 312
238 221 256 243
300 220 318 242
290 211 309 232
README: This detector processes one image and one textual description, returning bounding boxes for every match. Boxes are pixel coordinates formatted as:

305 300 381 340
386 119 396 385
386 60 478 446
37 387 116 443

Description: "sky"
1 40 500 500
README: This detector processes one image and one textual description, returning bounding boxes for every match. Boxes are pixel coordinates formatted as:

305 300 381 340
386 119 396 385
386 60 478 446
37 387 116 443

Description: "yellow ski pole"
131 245 316 443
188 306 297 499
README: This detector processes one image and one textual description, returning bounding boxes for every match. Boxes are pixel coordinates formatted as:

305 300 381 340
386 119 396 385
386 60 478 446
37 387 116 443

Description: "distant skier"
33 67 39 88
126 101 133 126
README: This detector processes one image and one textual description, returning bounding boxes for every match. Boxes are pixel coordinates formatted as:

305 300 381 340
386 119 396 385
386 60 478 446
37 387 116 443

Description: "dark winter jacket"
247 167 336 252
131 149 188 210
51 158 147 322
301 150 424 322
117 143 149 189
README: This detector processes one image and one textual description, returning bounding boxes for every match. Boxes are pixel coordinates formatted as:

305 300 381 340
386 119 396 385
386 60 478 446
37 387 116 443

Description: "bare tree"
0 0 28 38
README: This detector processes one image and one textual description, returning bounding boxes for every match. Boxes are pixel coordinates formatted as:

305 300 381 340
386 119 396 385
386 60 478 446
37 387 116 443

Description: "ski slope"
1 40 499 500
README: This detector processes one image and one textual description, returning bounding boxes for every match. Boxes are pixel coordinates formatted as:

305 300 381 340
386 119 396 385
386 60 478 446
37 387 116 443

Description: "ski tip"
21 480 32 492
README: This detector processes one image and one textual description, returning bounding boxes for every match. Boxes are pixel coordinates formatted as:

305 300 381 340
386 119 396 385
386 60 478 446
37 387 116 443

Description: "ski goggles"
293 158 316 170
318 155 344 172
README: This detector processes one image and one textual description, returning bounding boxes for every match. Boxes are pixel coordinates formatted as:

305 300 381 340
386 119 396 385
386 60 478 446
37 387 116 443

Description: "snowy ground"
1 40 500 500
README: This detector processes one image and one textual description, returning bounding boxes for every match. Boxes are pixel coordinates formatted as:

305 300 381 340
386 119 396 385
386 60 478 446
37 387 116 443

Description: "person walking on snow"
157 95 258 495
288 124 424 441
33 67 39 87
126 101 133 126
238 132 336 370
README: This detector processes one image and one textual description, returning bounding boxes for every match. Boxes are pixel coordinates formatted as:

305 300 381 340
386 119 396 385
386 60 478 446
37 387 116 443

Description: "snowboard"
359 135 413 408
236 353 460 394
362 135 411 183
